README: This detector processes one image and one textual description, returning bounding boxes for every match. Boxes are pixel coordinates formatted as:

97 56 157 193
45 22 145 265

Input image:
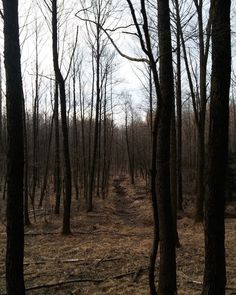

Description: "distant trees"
1 0 234 294
3 0 26 293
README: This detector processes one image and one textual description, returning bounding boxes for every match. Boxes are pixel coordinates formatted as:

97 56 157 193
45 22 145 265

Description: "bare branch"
75 12 149 63
65 26 79 81
0 9 4 20
126 0 149 55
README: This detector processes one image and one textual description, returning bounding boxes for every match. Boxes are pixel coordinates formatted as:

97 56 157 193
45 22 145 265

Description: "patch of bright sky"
0 0 235 125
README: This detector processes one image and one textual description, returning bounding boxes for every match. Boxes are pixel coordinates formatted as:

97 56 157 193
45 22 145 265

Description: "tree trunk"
54 83 61 214
32 24 39 208
23 98 30 226
170 106 180 247
0 56 2 150
157 0 177 293
195 123 205 222
38 112 54 207
202 0 231 294
87 24 101 212
3 0 26 292
125 108 135 185
194 0 210 223
52 0 72 234
174 0 183 211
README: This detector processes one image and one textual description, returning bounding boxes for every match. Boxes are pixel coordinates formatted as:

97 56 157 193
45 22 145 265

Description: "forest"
0 0 235 294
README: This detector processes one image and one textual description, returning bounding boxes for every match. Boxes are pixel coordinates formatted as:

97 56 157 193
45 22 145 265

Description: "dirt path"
112 176 139 226
0 177 236 295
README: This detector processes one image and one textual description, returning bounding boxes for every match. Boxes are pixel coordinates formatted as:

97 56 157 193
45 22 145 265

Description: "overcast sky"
0 0 236 124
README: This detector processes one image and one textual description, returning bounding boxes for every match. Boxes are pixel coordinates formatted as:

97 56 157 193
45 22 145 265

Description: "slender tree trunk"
149 109 159 295
157 0 177 293
38 112 54 207
194 0 211 222
3 0 26 292
96 96 102 196
87 24 101 212
54 83 61 214
170 106 180 247
125 108 134 185
195 122 205 222
87 52 95 201
23 98 30 226
79 72 86 203
72 63 79 201
52 0 72 234
202 0 231 293
0 56 2 150
101 77 107 197
0 56 3 192
32 25 39 206
174 0 183 211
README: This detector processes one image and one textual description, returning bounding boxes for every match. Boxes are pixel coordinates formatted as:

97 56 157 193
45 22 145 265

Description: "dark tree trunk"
194 0 211 223
3 0 26 293
52 0 72 234
101 73 108 197
96 97 102 196
202 0 231 294
0 57 2 150
38 113 54 207
174 0 183 211
79 71 87 203
23 99 30 226
31 26 39 207
125 109 135 185
170 106 180 247
195 122 205 222
87 24 101 212
72 64 79 202
157 0 177 293
54 83 61 214
87 52 95 202
149 109 159 295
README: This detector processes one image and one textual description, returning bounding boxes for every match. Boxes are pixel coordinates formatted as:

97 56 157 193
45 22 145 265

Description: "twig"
22 257 122 266
133 266 144 282
0 268 148 294
24 230 151 237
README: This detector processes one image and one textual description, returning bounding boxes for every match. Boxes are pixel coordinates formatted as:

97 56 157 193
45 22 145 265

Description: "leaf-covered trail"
0 176 236 294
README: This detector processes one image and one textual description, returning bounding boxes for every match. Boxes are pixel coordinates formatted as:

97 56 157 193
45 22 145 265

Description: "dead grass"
0 176 236 294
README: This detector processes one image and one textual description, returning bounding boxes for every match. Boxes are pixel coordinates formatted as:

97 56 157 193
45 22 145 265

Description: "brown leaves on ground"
0 176 235 294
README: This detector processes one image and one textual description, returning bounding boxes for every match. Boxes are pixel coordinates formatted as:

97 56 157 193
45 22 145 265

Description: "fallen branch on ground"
22 256 122 266
24 230 151 237
0 267 149 294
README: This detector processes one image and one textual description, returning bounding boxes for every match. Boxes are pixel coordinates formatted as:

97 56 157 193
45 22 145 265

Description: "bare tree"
52 0 72 234
3 0 26 293
202 0 231 293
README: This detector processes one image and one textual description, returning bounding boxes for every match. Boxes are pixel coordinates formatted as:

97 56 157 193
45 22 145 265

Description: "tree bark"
31 23 39 207
3 0 26 293
87 24 101 211
0 56 2 151
54 83 61 214
174 0 183 212
202 0 231 294
157 0 177 293
23 98 30 226
170 106 180 247
52 0 72 234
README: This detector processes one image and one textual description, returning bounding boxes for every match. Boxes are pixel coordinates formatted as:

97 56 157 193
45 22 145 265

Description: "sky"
0 0 236 125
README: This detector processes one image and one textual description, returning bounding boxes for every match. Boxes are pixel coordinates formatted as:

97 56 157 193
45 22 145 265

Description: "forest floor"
0 175 236 295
